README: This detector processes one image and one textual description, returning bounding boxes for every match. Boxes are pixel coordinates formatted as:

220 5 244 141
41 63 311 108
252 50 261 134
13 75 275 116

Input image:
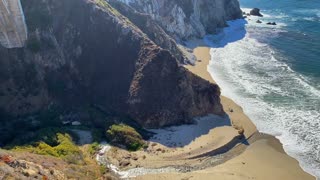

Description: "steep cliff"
108 0 187 63
111 0 242 40
0 0 224 130
0 0 28 48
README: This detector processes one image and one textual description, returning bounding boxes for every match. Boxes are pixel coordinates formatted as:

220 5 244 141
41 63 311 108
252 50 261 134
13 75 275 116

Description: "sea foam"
207 19 320 179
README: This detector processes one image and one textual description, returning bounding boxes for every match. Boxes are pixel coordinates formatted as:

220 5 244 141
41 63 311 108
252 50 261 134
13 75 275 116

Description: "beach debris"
229 108 234 113
250 8 263 17
256 20 262 24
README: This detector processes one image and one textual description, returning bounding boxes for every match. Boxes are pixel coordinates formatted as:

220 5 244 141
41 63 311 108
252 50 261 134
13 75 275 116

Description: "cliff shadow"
148 114 231 147
188 134 248 159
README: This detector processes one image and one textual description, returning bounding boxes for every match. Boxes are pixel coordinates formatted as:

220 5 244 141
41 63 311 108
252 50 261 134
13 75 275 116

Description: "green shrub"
88 142 100 155
6 127 75 148
12 133 83 164
106 124 145 151
54 133 81 157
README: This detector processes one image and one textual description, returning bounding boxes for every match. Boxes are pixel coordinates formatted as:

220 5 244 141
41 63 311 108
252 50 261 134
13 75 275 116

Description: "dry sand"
133 44 315 180
136 137 315 180
177 45 313 180
106 43 315 180
185 45 257 139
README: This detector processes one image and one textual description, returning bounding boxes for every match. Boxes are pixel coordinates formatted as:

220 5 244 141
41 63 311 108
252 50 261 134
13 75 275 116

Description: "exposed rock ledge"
110 0 242 40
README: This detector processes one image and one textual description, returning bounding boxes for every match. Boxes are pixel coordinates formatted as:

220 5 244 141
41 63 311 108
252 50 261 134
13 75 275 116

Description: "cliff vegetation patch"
106 124 146 151
12 133 84 164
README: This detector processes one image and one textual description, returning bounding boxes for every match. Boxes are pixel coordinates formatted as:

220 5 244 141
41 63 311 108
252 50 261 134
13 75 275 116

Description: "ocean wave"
292 9 320 16
206 19 320 178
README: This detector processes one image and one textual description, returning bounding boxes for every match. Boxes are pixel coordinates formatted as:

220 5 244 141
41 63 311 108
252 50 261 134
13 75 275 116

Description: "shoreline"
103 42 315 179
182 44 315 180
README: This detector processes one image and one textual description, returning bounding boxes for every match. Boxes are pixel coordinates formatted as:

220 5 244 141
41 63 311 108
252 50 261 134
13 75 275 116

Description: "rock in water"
256 20 262 23
250 8 263 17
267 22 277 25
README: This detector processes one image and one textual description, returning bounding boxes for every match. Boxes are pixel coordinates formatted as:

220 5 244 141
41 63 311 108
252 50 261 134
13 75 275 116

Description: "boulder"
250 8 263 17
256 20 262 23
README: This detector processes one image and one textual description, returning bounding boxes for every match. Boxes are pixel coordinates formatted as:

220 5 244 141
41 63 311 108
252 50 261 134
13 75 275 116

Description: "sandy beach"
103 43 315 180
165 44 313 180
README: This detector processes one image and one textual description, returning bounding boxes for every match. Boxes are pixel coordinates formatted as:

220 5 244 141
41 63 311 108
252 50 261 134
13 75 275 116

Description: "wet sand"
105 42 315 180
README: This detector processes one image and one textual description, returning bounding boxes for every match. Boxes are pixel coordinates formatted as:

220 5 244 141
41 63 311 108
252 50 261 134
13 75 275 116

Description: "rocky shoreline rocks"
250 8 263 17
243 8 278 26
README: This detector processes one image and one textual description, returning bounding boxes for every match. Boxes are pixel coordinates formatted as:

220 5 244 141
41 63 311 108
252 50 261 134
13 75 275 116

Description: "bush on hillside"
106 124 145 151
13 133 84 164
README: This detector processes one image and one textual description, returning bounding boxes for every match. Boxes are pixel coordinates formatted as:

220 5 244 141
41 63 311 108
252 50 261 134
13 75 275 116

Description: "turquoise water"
206 0 320 178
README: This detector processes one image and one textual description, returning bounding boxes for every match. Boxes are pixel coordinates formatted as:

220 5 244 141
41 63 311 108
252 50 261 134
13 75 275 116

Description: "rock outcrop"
0 0 28 48
0 0 227 128
111 0 242 40
266 22 277 25
250 8 263 17
108 0 187 63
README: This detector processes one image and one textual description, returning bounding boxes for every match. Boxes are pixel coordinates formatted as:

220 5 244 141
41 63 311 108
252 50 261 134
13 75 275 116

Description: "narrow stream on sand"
96 142 178 179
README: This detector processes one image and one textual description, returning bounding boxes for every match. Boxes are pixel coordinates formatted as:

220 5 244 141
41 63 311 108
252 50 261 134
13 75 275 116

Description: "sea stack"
250 8 263 17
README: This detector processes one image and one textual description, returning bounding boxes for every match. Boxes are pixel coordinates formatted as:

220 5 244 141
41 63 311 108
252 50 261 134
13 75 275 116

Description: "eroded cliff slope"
111 0 242 40
0 0 230 130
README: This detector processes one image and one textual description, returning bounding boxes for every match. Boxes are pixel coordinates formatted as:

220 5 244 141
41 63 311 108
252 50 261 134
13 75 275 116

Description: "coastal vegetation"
12 133 84 164
88 142 100 156
106 124 146 151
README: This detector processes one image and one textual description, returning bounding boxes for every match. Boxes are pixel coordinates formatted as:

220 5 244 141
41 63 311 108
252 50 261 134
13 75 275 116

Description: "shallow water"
206 1 320 178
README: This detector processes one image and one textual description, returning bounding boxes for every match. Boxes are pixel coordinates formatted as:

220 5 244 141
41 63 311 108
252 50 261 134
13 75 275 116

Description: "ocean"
206 0 320 178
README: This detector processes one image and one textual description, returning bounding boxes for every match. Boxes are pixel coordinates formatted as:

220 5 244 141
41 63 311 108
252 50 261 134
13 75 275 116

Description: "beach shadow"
148 19 248 148
148 114 231 148
188 134 248 159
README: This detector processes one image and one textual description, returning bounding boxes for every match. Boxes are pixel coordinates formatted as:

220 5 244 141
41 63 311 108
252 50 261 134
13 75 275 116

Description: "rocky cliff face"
0 0 241 129
111 0 242 40
0 0 28 48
